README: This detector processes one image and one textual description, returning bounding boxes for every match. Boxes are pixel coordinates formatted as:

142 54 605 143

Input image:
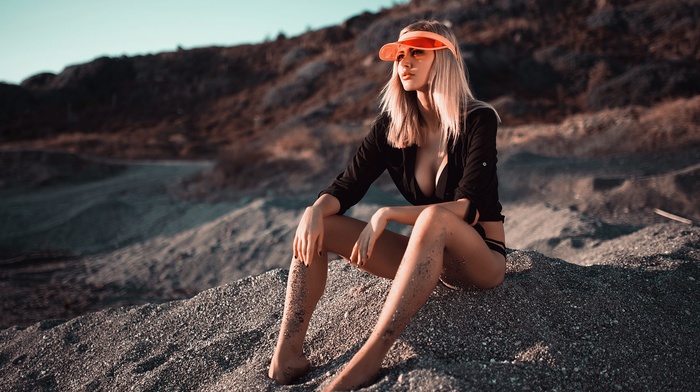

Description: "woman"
268 20 506 391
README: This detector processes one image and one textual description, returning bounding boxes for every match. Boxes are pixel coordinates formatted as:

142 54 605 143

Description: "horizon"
0 0 406 85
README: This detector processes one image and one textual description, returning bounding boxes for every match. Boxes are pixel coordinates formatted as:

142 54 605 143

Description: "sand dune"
1 227 698 391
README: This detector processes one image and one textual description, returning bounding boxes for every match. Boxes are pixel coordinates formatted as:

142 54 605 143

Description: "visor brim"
377 31 457 61
378 42 450 61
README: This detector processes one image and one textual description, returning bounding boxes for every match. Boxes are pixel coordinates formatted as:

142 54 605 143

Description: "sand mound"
500 148 700 226
80 197 305 297
0 156 239 259
1 228 698 391
0 175 408 328
498 97 700 159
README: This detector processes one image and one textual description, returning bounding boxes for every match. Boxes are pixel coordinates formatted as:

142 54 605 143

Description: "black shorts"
474 223 506 258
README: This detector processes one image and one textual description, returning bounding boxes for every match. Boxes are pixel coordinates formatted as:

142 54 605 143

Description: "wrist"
307 205 321 216
312 194 341 217
376 206 391 220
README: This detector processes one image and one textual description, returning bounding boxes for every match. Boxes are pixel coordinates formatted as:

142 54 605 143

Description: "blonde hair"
379 20 497 150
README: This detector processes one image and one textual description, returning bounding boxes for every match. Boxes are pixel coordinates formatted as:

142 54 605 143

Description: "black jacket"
320 107 504 222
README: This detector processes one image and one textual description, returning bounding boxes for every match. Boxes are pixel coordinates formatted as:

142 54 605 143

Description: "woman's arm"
319 115 389 215
294 194 341 266
377 198 478 226
311 193 341 217
351 198 478 266
454 108 500 221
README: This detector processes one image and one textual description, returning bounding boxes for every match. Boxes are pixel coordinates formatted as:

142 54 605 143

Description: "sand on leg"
268 253 327 384
324 205 505 391
268 214 409 384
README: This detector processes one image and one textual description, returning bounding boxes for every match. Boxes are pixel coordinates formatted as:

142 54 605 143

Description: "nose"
399 56 410 68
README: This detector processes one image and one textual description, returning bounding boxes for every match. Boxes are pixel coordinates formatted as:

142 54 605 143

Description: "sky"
0 0 406 85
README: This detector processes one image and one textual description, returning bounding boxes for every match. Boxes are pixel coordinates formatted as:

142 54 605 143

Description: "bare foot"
268 354 311 385
322 354 382 391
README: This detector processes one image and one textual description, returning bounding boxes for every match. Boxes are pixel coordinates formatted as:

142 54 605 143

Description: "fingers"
361 236 376 266
351 230 373 267
316 230 324 258
293 231 307 266
301 236 308 266
293 234 322 267
317 225 324 254
305 235 315 267
293 233 300 261
366 237 376 262
309 236 318 267
350 241 360 266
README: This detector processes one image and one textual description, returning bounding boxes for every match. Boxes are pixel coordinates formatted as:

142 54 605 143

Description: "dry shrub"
324 124 367 146
213 141 315 190
586 60 612 94
499 96 700 158
269 124 366 174
209 124 364 193
269 126 321 160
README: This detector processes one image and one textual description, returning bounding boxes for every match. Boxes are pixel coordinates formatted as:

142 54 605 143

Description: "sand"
1 136 699 390
1 228 698 390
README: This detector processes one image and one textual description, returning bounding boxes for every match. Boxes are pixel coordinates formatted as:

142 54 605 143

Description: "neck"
416 90 439 134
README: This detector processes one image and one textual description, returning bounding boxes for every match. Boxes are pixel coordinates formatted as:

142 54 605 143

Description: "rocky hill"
1 0 698 159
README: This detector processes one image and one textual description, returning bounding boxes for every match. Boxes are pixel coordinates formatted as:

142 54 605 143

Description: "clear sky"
0 0 406 85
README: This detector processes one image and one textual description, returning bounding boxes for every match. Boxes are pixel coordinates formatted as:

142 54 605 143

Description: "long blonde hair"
379 20 496 150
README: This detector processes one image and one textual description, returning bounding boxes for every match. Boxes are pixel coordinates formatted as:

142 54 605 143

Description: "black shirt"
320 107 504 222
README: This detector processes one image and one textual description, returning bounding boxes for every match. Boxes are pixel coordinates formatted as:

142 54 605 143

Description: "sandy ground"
1 236 698 391
0 138 698 390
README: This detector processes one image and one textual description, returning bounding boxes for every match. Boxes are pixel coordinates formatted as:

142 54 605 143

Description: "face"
396 47 435 92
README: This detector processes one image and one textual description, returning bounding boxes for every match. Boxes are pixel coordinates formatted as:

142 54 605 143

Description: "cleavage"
415 146 447 198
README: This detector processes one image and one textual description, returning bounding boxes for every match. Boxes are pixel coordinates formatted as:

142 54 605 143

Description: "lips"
401 72 413 79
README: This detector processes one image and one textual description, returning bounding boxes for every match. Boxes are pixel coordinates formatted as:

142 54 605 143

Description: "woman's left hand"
351 207 390 266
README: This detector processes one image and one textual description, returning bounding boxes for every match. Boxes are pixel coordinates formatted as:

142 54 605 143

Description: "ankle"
269 352 310 385
325 354 382 391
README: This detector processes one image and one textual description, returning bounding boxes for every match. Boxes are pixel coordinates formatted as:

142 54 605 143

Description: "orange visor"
378 31 457 61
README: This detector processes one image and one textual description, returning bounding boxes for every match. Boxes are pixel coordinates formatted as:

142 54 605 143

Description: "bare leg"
268 253 327 384
268 214 408 384
324 206 504 391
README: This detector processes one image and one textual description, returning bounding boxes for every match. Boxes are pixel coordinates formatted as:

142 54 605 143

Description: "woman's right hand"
293 206 324 267
350 207 389 267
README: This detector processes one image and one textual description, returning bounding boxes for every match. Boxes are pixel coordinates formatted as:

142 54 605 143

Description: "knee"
416 205 451 228
414 205 452 241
